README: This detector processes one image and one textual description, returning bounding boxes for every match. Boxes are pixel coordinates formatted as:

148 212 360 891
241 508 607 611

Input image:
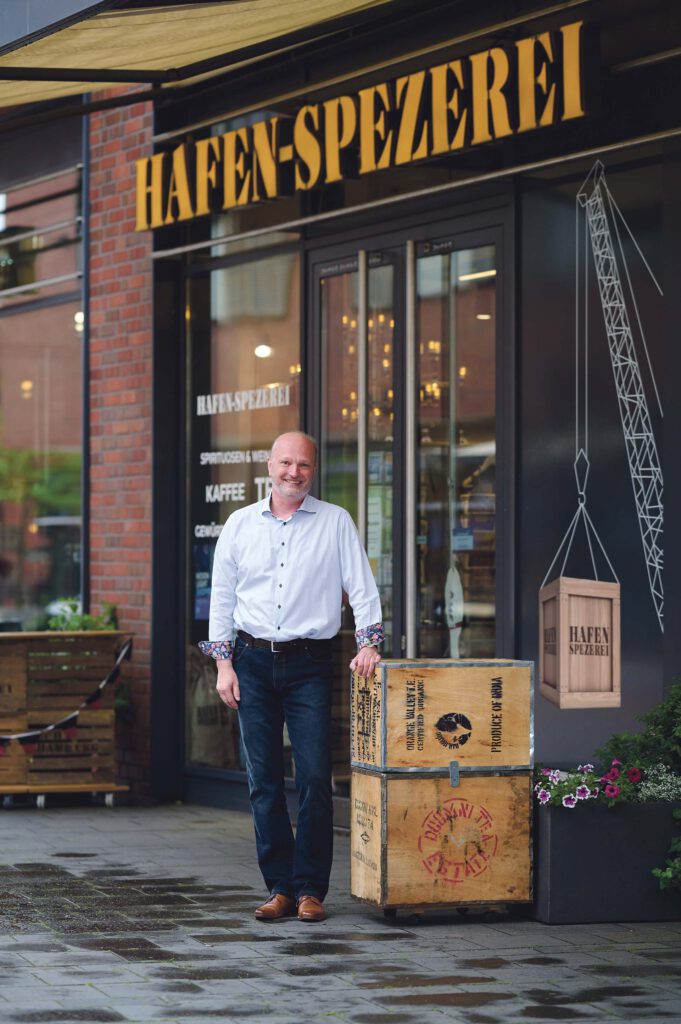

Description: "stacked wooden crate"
350 659 534 911
0 632 123 791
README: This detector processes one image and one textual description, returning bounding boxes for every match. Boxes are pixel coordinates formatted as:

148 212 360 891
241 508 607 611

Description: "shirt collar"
259 491 319 519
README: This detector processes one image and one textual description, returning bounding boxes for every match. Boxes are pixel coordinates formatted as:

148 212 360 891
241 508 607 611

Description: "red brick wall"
88 93 154 798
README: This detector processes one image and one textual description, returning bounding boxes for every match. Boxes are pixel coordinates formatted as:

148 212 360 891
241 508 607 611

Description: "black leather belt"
237 629 332 654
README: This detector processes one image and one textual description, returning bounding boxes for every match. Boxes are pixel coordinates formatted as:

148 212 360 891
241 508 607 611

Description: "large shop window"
186 250 300 771
416 243 497 659
0 167 83 630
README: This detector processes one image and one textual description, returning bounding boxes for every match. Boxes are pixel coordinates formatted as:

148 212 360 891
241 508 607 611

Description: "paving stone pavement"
0 802 680 1024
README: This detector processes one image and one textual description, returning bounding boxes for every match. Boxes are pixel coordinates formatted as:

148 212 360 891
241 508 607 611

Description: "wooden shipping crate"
539 577 620 709
26 709 115 786
0 717 28 786
351 769 532 908
351 660 533 771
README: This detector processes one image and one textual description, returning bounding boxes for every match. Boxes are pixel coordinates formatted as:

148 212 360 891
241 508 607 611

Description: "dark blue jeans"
233 637 334 901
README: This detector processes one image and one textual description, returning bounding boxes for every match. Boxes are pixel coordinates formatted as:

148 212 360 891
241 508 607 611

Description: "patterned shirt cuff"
198 640 233 660
355 623 385 651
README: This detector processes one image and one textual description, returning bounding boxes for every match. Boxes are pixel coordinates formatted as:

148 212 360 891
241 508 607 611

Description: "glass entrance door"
415 242 497 659
313 226 503 793
317 251 399 796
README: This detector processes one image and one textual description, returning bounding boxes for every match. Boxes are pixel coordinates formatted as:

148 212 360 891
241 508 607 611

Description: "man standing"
199 431 383 922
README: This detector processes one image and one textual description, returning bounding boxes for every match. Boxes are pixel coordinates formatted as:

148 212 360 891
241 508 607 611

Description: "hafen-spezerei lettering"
569 624 610 657
136 21 586 230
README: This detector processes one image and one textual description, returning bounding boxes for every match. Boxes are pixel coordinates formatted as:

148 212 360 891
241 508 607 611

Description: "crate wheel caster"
406 912 423 924
2 795 14 810
383 908 397 920
104 793 115 808
457 907 470 916
35 794 46 809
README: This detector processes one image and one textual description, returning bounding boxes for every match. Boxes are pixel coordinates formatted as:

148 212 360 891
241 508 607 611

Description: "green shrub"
47 598 119 632
596 683 681 773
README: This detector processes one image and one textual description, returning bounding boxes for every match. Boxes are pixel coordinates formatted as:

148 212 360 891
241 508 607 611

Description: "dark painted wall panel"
518 156 669 763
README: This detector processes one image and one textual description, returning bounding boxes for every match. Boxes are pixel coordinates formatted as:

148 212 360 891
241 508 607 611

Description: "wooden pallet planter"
0 631 127 798
350 659 534 913
0 716 28 785
26 709 115 786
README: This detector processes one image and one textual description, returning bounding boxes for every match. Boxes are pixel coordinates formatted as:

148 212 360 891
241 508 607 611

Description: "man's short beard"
272 480 311 499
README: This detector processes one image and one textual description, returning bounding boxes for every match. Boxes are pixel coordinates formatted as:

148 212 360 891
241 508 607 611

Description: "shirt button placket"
276 523 286 634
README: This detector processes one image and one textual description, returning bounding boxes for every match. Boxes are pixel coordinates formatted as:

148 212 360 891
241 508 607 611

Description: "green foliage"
47 598 118 632
595 683 681 773
652 809 681 892
0 449 81 515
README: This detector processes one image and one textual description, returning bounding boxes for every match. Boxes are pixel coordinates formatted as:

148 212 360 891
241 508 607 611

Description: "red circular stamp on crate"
417 797 498 883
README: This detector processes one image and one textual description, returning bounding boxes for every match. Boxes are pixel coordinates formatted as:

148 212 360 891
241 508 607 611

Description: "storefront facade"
0 0 678 808
136 0 681 809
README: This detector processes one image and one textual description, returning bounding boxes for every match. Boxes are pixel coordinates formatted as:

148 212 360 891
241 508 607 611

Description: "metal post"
357 249 368 547
405 240 417 658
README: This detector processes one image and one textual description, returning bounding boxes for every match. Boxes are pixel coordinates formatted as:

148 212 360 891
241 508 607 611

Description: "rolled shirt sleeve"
338 511 385 650
198 518 238 661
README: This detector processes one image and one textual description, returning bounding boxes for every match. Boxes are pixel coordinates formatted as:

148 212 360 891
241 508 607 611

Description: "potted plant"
534 684 681 924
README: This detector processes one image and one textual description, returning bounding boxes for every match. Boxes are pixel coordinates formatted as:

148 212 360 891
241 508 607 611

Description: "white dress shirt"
207 493 382 648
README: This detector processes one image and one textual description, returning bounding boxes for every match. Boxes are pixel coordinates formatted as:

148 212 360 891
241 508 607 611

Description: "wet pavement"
0 803 680 1023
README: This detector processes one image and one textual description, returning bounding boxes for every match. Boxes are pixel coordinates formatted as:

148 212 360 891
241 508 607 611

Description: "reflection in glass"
320 256 395 796
416 245 496 658
367 260 394 656
0 301 83 629
320 267 358 797
185 251 300 771
0 165 83 630
0 169 81 309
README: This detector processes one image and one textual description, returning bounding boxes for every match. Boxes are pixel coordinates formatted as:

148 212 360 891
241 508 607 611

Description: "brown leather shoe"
254 894 295 920
296 895 326 922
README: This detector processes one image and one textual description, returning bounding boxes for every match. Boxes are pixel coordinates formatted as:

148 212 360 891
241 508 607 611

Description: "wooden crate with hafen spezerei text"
350 659 534 910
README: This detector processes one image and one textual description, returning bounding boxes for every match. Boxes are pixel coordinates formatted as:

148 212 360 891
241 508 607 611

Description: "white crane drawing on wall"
543 159 664 633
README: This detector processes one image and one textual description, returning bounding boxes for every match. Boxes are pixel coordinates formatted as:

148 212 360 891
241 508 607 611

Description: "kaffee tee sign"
136 20 586 230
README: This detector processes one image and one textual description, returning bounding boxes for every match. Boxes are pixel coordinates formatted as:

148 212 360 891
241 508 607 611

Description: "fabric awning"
0 0 394 110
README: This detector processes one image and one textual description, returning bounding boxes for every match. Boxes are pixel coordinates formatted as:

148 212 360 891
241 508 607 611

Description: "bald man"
200 432 383 922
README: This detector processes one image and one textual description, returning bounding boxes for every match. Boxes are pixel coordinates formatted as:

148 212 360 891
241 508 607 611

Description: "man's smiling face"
267 433 316 503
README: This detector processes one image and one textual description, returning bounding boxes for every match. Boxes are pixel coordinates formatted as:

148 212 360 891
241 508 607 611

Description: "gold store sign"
136 20 586 230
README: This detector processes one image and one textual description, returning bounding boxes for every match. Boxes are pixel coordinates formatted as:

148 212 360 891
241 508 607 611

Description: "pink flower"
578 763 594 773
626 767 642 783
605 784 620 798
562 794 577 808
548 770 561 784
576 785 590 800
611 759 622 766
591 785 600 798
541 768 552 776
604 767 620 782
537 789 551 804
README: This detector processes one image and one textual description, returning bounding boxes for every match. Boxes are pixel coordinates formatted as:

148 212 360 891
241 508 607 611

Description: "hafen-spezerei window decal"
539 159 664 710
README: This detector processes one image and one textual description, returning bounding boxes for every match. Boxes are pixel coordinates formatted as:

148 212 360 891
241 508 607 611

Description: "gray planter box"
535 801 681 923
